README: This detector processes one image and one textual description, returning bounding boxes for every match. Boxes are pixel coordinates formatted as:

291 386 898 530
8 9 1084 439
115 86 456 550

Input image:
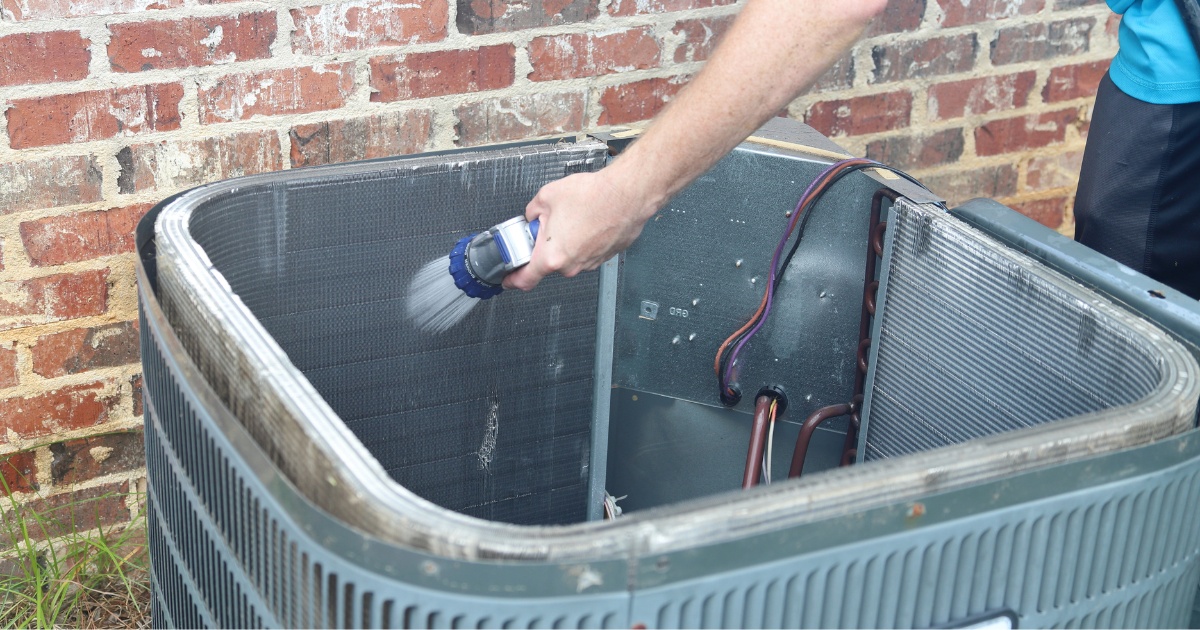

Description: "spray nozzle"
449 216 540 300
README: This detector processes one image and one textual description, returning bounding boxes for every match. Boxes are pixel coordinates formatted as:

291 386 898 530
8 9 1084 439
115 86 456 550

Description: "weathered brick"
1 482 129 542
804 90 912 137
937 0 1045 27
19 204 149 267
529 28 660 82
458 0 599 35
199 63 354 123
292 0 447 54
1056 0 1102 7
927 71 1037 120
108 13 275 73
1043 60 1109 102
609 0 735 16
0 381 118 443
0 0 180 20
866 0 926 36
0 451 37 495
598 76 689 126
456 92 585 146
991 18 1093 65
805 54 855 94
290 110 433 167
0 270 109 332
1106 13 1121 39
370 46 514 102
117 131 283 194
31 321 139 379
921 164 1019 204
0 31 90 87
864 128 964 170
0 156 103 214
1026 150 1085 190
1008 197 1067 229
0 347 16 389
974 109 1080 156
673 15 734 63
130 374 142 417
871 34 977 83
49 431 143 485
5 84 183 149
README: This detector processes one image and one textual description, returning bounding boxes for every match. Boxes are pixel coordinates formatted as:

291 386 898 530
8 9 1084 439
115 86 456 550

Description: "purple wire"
722 158 865 386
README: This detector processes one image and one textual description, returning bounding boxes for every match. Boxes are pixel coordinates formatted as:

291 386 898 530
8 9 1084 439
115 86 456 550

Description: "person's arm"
504 0 888 291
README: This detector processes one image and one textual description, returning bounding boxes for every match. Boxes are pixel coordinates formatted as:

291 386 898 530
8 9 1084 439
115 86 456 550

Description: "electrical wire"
714 158 936 404
764 399 777 484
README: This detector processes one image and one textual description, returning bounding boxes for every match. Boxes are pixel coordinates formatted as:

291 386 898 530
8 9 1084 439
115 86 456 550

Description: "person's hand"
503 168 658 291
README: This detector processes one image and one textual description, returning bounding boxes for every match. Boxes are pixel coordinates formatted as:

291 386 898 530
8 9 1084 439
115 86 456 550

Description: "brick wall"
0 0 1110 532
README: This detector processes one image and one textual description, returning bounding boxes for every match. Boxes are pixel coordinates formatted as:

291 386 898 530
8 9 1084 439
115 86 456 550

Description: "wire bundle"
713 157 929 406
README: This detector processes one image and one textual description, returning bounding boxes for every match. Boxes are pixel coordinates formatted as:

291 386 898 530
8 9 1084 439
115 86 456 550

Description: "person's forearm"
609 0 887 216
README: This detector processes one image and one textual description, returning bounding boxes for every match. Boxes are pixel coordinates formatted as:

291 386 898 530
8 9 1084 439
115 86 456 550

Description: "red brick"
991 18 1094 65
1106 13 1121 40
117 131 283 194
866 0 926 36
1008 197 1067 229
19 204 149 267
0 0 180 20
455 92 585 146
865 128 964 170
289 110 433 167
6 482 129 541
804 91 912 137
871 34 977 83
0 381 118 443
459 0 599 34
31 321 139 378
370 46 514 102
922 164 1019 204
0 156 103 214
927 72 1037 120
49 430 143 485
937 0 1045 27
1026 150 1085 191
108 13 275 73
199 63 354 123
1043 60 1109 102
672 15 734 63
608 0 735 16
598 76 689 126
0 347 15 389
0 31 90 87
974 109 1080 157
292 0 448 54
0 270 109 332
530 28 660 81
5 84 183 149
0 451 37 495
130 374 142 417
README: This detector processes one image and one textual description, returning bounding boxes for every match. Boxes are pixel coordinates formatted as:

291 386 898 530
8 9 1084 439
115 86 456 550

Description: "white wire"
765 412 775 485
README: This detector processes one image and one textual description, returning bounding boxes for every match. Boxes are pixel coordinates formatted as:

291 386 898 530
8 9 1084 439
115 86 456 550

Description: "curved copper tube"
789 403 854 478
742 395 773 488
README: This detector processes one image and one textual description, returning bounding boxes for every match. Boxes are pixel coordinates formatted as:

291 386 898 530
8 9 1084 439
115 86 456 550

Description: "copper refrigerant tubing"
789 402 854 478
842 188 899 463
742 395 774 488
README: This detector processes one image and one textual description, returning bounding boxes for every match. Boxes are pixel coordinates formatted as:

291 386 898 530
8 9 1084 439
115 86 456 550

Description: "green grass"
0 483 150 629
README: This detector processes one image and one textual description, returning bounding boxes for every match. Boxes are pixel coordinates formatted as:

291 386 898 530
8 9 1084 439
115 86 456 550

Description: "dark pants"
1074 72 1200 300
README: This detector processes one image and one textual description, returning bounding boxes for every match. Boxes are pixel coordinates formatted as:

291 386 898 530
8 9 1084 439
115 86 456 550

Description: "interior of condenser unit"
152 118 1199 538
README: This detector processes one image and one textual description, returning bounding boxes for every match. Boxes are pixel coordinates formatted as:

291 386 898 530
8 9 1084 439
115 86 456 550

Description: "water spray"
406 216 540 333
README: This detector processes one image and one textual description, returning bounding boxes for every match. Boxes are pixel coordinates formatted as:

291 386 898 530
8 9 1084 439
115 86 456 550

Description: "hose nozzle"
449 216 540 299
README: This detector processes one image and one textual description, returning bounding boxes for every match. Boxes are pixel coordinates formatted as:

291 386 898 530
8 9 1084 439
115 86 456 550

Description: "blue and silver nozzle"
448 216 540 299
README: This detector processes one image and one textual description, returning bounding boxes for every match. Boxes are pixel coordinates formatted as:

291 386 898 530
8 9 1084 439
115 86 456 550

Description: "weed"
0 479 150 629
